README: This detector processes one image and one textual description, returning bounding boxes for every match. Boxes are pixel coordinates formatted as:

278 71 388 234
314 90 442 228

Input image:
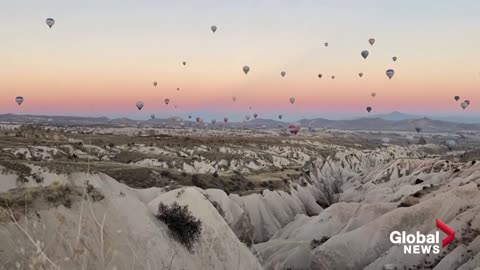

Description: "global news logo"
389 219 455 254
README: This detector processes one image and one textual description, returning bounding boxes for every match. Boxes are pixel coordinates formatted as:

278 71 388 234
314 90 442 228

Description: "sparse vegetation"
156 202 202 252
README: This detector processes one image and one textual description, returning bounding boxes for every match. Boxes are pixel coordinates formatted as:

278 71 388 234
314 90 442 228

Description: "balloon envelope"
371 92 376 97
278 115 283 120
461 102 468 110
46 18 55 28
153 81 157 87
281 71 286 77
318 74 322 79
150 114 155 120
368 38 375 46
359 72 363 78
324 42 328 47
392 56 397 62
289 97 295 104
361 50 369 59
224 117 228 123
253 113 258 119
232 96 237 102
288 123 301 135
164 99 170 105
211 25 217 33
15 96 24 106
366 106 372 113
136 101 144 110
182 61 186 66
386 69 395 79
454 96 460 101
243 66 250 75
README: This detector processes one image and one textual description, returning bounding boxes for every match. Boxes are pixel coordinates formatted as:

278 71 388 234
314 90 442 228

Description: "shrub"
156 202 202 251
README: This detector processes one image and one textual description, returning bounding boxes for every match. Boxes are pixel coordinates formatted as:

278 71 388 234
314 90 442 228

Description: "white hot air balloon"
368 38 375 46
211 25 217 33
46 18 55 28
243 66 250 75
445 140 456 150
136 101 144 110
289 97 295 104
15 96 24 106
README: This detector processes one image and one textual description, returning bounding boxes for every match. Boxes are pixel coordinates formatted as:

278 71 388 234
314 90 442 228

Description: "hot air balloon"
359 72 364 78
331 75 335 79
182 61 186 66
164 99 170 105
461 101 468 110
289 97 295 104
224 117 229 123
318 74 322 79
454 96 460 101
371 92 376 97
386 69 395 79
415 127 422 133
392 56 397 62
46 18 55 28
249 106 252 110
361 50 369 59
281 71 286 77
366 106 372 113
245 115 250 121
278 114 283 120
188 115 192 119
243 66 250 75
445 140 456 150
150 114 155 120
368 38 375 46
465 100 471 105
153 81 158 87
211 119 216 124
288 123 300 135
15 96 24 106
324 42 329 47
177 88 180 91
232 96 237 102
253 113 258 119
196 117 201 123
211 25 217 33
136 101 144 110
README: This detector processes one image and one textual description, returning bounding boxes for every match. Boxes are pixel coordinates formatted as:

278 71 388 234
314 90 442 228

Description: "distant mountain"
2 113 480 132
300 117 480 132
367 111 423 121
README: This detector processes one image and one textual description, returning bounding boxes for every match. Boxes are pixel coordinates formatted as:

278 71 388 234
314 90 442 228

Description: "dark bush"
156 202 202 251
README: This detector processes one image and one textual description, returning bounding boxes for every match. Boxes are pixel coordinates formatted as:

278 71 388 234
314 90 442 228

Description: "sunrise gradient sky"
1 0 480 121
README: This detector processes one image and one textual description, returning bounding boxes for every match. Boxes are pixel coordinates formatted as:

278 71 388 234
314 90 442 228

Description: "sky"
1 0 480 121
